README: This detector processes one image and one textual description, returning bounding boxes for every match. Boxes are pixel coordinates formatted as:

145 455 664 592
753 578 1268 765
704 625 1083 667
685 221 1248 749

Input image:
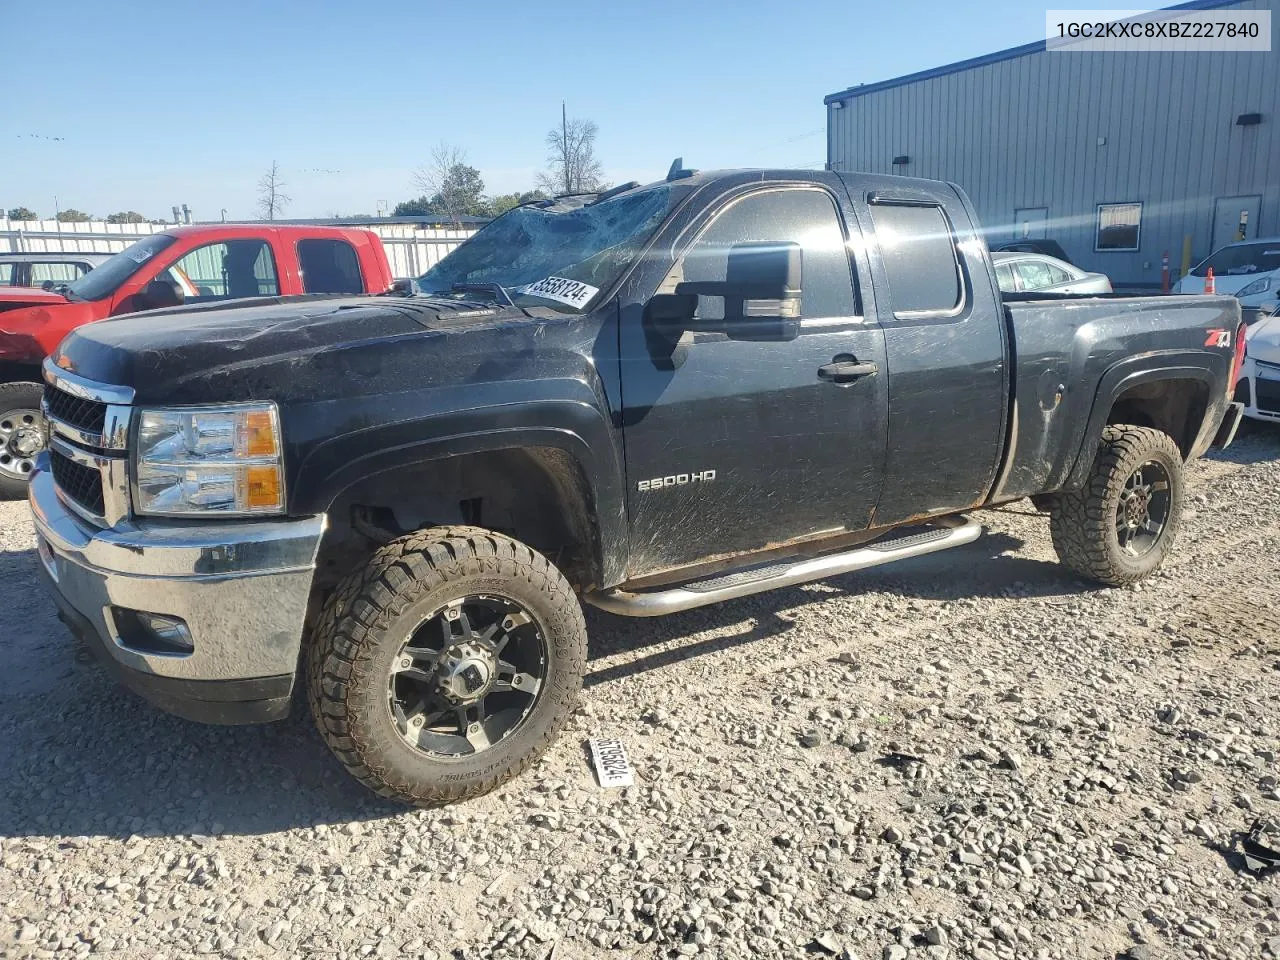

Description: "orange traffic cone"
1205 267 1216 295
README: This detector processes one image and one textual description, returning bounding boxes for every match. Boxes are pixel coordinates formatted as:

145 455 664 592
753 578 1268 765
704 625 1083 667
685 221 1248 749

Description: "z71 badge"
637 470 716 492
1204 328 1233 349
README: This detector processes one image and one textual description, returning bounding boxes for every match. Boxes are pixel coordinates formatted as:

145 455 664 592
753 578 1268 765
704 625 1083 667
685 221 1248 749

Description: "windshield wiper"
451 283 518 309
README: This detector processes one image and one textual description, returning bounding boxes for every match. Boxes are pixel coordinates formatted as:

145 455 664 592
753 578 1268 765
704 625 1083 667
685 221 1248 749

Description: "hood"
1246 311 1280 363
51 294 532 405
0 295 100 364
0 287 70 311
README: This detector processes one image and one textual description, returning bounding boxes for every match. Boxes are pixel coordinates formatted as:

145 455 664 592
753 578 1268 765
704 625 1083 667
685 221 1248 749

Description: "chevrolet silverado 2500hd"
30 168 1245 806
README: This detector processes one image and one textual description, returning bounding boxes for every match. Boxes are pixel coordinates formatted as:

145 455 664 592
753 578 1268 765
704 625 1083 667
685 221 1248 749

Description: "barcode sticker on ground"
587 738 634 788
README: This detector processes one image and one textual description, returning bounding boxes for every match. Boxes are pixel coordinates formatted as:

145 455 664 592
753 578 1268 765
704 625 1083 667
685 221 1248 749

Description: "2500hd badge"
637 470 716 492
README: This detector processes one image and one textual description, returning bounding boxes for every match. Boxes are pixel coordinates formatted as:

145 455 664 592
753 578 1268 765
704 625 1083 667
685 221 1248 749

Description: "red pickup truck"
0 224 394 496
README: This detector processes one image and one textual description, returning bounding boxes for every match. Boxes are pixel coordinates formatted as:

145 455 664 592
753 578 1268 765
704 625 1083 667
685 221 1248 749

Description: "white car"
1173 237 1280 309
1237 302 1280 423
991 252 1113 295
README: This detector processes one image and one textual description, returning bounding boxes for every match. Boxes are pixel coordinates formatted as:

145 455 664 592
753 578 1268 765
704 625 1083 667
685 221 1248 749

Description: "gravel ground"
3 425 1280 960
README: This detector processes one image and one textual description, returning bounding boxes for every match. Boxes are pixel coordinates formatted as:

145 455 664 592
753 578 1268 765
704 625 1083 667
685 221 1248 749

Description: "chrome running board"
585 515 984 617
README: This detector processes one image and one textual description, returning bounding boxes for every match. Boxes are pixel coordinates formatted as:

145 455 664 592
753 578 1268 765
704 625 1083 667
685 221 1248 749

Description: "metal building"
824 0 1278 289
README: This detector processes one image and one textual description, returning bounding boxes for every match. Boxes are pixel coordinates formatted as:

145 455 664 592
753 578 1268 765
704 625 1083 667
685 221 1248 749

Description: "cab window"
666 188 857 320
30 262 86 285
868 202 964 317
995 262 1018 293
1015 259 1061 290
297 238 363 294
162 240 280 302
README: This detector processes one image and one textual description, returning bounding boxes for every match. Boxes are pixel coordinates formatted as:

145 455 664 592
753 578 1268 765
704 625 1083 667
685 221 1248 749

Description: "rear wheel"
307 526 587 806
1049 424 1184 585
0 382 46 500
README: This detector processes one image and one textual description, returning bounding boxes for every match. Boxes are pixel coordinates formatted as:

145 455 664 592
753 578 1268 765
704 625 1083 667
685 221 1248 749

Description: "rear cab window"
297 238 364 294
0 263 15 286
868 202 965 317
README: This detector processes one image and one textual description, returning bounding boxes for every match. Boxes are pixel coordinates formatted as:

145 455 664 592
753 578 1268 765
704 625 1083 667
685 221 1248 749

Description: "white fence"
0 218 480 279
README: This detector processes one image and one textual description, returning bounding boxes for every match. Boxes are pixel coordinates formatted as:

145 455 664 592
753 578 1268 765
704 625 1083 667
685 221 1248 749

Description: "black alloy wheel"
387 594 547 758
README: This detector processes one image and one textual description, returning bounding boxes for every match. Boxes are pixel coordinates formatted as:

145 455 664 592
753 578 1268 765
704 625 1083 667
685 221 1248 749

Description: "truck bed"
991 294 1240 503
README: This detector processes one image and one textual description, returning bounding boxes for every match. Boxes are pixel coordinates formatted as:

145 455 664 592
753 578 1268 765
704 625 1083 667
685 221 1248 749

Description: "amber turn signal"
241 465 283 510
239 409 279 458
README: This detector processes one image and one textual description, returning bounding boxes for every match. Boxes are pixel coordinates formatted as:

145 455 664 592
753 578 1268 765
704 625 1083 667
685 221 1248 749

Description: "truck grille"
49 447 106 516
1255 377 1280 416
43 384 107 435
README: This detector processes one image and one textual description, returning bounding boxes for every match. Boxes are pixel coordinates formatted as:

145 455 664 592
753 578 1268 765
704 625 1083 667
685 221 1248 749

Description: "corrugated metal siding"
827 0 1279 286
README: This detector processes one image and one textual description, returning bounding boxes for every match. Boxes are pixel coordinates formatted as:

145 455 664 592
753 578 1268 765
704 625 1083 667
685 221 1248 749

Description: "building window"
1096 202 1142 252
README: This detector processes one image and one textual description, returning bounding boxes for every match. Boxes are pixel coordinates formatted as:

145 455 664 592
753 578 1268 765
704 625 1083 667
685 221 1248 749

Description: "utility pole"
562 100 569 194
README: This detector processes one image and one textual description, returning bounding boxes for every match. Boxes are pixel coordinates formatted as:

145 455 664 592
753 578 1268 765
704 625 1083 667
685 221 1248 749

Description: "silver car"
0 252 112 289
992 251 1113 296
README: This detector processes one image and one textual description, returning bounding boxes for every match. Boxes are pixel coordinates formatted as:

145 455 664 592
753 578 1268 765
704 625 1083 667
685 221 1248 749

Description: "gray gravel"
3 425 1280 960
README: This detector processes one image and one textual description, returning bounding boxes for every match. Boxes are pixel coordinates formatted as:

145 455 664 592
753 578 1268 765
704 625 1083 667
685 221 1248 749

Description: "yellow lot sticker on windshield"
517 276 599 309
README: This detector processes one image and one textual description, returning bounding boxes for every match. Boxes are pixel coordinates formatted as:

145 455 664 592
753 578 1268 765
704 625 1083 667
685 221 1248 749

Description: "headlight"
133 403 285 516
1235 276 1273 299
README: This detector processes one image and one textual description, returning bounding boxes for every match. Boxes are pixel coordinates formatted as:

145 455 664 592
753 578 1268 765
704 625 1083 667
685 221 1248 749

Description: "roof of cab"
161 223 376 239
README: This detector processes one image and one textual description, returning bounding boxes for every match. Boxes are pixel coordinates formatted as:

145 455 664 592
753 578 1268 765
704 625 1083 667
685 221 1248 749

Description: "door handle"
817 359 879 383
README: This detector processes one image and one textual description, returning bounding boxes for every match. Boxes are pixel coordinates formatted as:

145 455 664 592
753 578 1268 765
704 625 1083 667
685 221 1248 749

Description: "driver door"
617 184 888 578
110 239 281 314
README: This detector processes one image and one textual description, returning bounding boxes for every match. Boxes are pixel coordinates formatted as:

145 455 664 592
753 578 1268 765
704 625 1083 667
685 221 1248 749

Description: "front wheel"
1049 424 1184 586
307 526 587 806
0 382 47 500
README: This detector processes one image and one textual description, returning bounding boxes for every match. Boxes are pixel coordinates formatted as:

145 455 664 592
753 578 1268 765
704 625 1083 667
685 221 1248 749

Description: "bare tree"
412 143 486 227
257 162 291 221
536 108 605 196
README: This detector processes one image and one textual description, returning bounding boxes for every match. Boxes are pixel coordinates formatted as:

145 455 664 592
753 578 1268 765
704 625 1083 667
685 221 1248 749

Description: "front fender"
289 390 628 587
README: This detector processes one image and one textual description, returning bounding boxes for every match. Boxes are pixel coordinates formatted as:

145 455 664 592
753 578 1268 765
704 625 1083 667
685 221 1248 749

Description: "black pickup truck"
31 167 1245 806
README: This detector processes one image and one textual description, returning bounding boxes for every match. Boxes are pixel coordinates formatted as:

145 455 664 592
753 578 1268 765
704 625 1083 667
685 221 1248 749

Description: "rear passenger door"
297 238 365 294
853 188 1007 524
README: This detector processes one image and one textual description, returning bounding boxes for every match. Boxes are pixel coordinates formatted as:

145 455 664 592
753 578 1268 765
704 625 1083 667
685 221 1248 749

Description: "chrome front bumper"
29 456 325 723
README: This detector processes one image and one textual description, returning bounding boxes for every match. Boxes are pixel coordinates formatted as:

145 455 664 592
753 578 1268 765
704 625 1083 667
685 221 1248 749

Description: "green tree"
56 209 92 223
106 211 146 224
392 196 438 217
485 189 549 217
6 206 37 221
413 143 489 225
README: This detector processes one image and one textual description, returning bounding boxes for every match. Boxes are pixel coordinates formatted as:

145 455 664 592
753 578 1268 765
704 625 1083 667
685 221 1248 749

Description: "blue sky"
8 0 1074 220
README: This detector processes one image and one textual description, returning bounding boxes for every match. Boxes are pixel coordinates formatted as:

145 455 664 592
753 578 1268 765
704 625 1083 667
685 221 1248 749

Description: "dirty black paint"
51 169 1240 592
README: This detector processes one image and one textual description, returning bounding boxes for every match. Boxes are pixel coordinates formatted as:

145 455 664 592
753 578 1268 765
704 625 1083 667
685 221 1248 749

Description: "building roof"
823 0 1247 105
